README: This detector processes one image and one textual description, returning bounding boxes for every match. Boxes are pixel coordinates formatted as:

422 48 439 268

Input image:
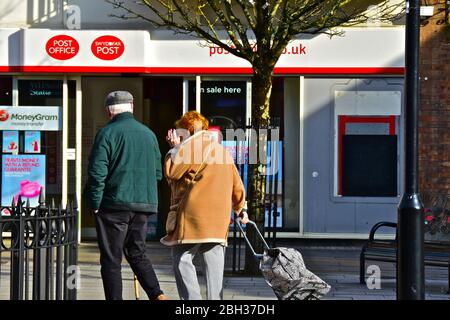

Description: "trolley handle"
235 217 270 260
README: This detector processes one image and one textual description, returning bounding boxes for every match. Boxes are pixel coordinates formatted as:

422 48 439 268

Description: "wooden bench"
360 221 450 293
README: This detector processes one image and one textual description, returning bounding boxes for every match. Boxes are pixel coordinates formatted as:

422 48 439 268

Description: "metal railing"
230 118 282 273
0 190 78 300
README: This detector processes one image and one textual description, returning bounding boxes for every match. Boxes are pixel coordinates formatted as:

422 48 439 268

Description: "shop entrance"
75 75 182 239
143 76 251 238
80 76 143 238
143 77 183 238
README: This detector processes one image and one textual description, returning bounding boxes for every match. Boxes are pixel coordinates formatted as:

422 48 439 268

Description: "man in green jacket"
86 91 166 300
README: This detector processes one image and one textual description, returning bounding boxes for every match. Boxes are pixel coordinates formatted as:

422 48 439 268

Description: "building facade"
0 0 420 240
418 1 450 196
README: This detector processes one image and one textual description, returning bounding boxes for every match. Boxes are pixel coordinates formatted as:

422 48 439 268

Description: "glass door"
186 77 250 230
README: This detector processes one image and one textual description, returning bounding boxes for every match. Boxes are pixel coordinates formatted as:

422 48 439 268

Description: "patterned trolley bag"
236 218 331 300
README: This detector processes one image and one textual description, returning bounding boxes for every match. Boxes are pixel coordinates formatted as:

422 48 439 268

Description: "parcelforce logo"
0 109 9 121
46 35 80 60
91 35 125 60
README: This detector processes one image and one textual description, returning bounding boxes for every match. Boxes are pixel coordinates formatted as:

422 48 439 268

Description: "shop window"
338 116 398 197
18 80 63 188
18 80 63 106
16 80 75 194
188 80 247 131
0 77 12 106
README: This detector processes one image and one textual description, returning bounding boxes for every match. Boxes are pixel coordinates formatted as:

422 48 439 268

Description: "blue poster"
223 140 283 229
2 131 19 154
24 131 41 153
1 155 46 207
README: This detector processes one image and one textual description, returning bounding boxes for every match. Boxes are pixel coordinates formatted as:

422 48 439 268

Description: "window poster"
2 131 19 154
1 154 46 207
24 131 41 153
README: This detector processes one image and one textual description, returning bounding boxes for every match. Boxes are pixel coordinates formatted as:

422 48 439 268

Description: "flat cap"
105 91 133 107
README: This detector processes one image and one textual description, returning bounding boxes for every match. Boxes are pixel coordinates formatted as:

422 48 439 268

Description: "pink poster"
24 131 41 153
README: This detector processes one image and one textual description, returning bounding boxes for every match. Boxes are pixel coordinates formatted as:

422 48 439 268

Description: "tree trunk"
244 67 273 275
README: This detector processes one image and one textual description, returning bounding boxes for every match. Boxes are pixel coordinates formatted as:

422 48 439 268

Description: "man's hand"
238 210 249 224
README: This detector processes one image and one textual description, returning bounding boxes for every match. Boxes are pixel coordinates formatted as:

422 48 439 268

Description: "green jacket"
86 112 162 212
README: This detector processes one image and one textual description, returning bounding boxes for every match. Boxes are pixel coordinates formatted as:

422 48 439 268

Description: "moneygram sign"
0 107 62 131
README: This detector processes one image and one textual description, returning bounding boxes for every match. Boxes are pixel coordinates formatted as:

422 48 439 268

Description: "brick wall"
419 1 450 195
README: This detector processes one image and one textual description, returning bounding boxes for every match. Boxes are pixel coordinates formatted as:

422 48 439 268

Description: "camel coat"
160 130 246 246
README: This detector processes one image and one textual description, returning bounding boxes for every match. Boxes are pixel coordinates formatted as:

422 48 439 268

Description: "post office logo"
91 35 125 60
46 35 80 60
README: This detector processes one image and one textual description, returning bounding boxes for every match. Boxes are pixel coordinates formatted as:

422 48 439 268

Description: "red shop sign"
91 35 125 60
46 35 79 60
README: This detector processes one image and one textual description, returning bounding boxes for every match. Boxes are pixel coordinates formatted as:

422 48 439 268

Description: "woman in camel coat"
161 111 248 300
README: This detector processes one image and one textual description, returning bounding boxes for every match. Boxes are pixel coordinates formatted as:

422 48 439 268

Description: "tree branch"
234 0 257 30
205 0 250 59
221 0 254 58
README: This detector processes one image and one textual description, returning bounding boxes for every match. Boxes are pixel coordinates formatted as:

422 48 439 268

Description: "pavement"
76 240 450 300
1 239 449 300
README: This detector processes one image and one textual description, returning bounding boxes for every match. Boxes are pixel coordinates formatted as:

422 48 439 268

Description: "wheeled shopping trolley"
236 218 331 300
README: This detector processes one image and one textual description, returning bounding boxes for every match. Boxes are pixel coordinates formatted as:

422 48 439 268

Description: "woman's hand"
166 129 181 147
238 210 249 224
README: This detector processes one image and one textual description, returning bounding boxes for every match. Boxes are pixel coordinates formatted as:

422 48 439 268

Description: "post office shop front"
0 27 405 239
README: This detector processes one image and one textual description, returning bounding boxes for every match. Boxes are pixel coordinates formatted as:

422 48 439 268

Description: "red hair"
175 111 209 135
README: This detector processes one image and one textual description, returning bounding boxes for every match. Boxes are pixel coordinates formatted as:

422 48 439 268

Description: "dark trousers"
95 209 163 300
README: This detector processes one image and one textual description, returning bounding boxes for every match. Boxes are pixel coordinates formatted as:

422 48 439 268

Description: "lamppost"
397 0 425 300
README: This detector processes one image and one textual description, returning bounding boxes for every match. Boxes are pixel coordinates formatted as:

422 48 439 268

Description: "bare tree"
106 0 405 274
